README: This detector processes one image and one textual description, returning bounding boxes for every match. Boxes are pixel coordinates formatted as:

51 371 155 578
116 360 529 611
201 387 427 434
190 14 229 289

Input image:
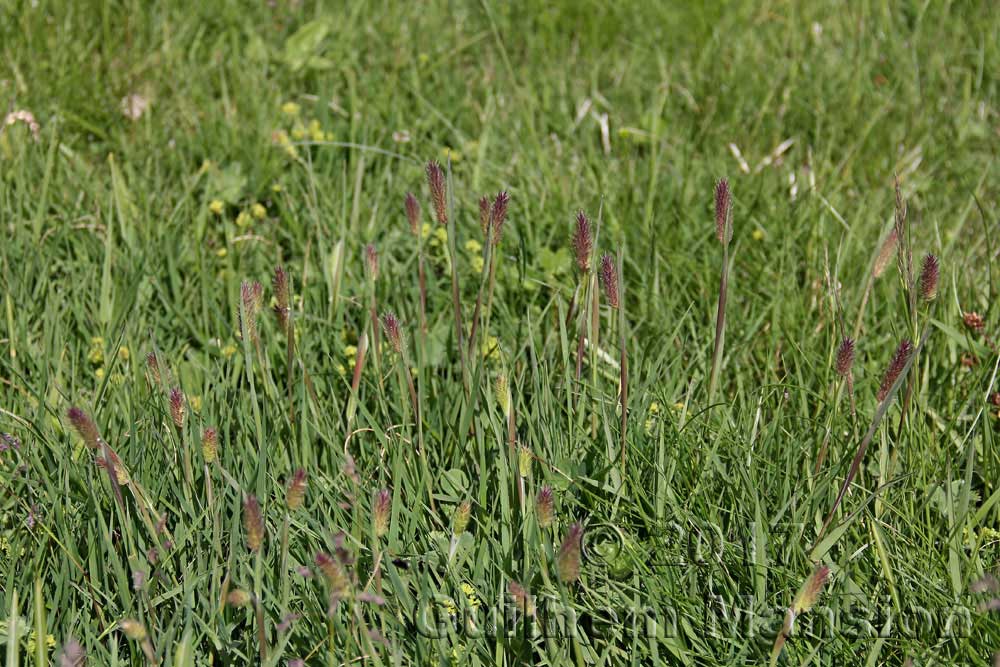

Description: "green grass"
2 0 1000 664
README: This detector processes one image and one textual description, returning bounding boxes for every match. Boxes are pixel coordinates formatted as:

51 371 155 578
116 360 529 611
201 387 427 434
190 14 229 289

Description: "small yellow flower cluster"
272 129 298 158
428 226 448 246
237 202 268 227
480 335 500 361
88 337 105 364
88 337 129 383
209 200 268 229
291 118 333 143
460 582 480 608
440 146 462 162
419 223 453 269
644 401 660 434
25 631 57 654
0 620 56 654
276 101 334 158
437 596 457 617
465 239 484 273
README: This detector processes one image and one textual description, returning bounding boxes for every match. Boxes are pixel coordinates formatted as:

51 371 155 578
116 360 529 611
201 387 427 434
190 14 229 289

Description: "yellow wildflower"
461 582 481 608
465 239 482 254
421 222 432 239
645 402 661 435
95 368 105 380
480 335 500 361
441 146 462 162
189 395 202 412
87 338 104 365
291 124 306 141
236 211 251 227
337 363 347 376
344 345 358 359
209 200 224 215
272 130 298 158
435 227 448 244
271 183 283 193
437 596 457 616
25 632 57 654
471 256 484 273
752 229 765 241
118 346 130 361
281 101 301 116
221 343 238 359
251 203 267 219
308 119 324 142
215 247 228 258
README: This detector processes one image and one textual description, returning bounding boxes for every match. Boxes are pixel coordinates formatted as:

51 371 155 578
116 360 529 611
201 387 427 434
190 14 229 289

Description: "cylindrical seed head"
452 500 471 535
239 280 263 343
201 427 218 463
118 619 147 641
792 564 831 614
535 486 554 529
404 192 422 236
364 244 379 281
873 229 898 278
286 469 308 511
556 522 584 584
834 337 855 376
169 387 185 429
508 580 534 615
381 311 404 354
518 446 532 477
243 494 265 552
714 178 732 244
67 407 100 449
495 373 511 419
372 488 391 537
599 253 619 308
491 191 510 245
315 551 351 600
876 339 914 402
273 265 291 332
572 211 593 273
146 352 161 386
919 253 939 301
426 161 448 225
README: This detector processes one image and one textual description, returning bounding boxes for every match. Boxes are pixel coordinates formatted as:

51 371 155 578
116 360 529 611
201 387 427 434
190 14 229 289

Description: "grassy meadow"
2 0 1000 664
